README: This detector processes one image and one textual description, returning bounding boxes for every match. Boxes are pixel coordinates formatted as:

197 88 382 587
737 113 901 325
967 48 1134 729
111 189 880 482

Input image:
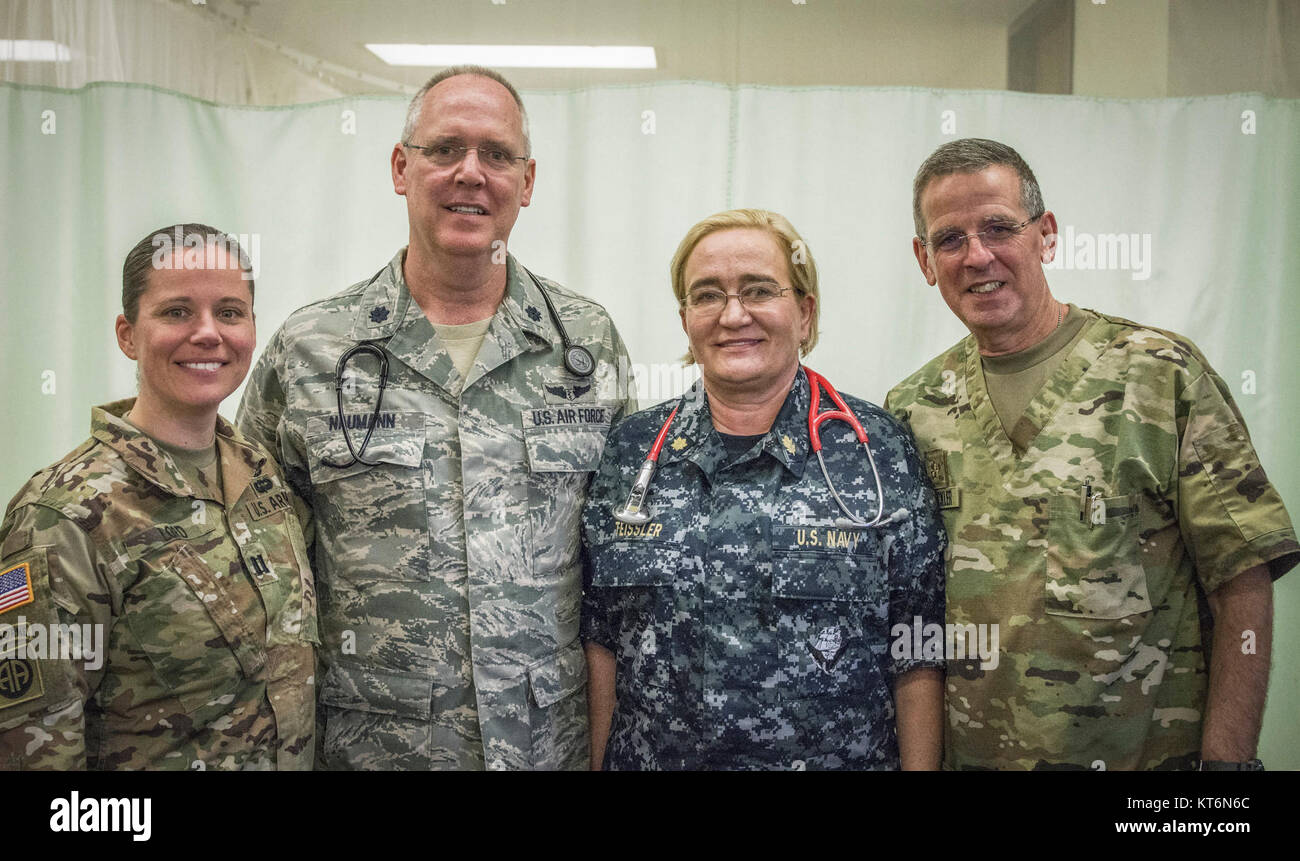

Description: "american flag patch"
0 563 34 614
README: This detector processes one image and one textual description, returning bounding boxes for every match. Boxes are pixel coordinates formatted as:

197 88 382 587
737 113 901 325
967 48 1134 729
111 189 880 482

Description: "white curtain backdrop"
2 79 1298 761
1 0 365 104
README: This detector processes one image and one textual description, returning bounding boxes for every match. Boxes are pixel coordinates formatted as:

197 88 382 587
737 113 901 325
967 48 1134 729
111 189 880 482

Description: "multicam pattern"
237 249 636 770
0 400 318 770
886 311 1299 770
582 367 946 770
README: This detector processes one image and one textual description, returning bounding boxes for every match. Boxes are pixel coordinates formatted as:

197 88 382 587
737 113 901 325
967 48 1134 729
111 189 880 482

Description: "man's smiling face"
913 165 1058 349
392 74 535 262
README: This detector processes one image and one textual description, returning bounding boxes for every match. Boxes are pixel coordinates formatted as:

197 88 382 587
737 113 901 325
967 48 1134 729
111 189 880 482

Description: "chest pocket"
770 526 889 701
1045 492 1151 619
305 413 431 582
523 406 612 577
126 541 262 715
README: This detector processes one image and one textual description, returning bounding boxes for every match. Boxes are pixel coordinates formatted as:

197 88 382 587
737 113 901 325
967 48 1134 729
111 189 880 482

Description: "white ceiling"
198 0 1041 93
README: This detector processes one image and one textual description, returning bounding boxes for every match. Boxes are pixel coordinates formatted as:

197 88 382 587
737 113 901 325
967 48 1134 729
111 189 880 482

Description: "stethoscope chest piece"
564 344 596 378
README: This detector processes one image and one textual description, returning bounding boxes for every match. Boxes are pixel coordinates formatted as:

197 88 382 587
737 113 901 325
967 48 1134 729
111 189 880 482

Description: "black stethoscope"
323 268 596 468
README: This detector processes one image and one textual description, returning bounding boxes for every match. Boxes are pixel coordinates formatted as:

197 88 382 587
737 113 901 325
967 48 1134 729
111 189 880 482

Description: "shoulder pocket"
0 550 79 722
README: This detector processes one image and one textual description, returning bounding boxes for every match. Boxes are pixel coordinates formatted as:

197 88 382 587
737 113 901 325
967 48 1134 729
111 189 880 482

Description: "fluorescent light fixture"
366 44 656 69
0 40 72 62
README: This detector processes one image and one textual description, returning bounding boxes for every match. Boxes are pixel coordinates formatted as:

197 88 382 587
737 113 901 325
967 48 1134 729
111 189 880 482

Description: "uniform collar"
346 248 557 391
658 367 810 480
348 248 415 343
963 312 1108 458
349 249 556 340
91 398 269 504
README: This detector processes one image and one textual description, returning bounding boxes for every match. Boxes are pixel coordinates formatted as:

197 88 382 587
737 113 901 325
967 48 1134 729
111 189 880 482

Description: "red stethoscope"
613 367 886 527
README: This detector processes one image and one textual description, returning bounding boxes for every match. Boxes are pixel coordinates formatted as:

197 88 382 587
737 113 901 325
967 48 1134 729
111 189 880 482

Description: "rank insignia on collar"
526 305 543 322
670 437 688 451
808 625 847 672
781 434 796 454
369 306 390 324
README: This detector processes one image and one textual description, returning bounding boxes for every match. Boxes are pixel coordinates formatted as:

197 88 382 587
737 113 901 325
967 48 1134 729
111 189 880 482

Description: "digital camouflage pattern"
0 400 318 770
582 367 946 770
237 249 636 770
886 311 1299 770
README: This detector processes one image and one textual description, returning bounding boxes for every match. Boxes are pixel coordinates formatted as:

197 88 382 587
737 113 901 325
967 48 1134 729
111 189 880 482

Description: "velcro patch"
923 449 949 487
526 406 611 428
244 488 293 521
0 658 43 709
0 562 34 616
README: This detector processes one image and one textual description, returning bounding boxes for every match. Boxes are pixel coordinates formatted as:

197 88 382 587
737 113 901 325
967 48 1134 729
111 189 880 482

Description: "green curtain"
3 80 1297 765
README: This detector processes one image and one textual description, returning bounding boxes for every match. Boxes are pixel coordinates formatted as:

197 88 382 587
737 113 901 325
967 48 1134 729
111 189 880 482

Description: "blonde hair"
670 208 820 364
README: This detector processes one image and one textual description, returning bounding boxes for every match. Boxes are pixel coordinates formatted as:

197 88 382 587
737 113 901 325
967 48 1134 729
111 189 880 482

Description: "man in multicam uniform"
0 225 316 770
886 138 1299 770
583 210 945 770
238 66 635 770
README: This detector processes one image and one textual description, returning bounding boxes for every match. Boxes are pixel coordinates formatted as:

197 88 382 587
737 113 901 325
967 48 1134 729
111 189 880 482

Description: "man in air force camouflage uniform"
886 138 1298 770
0 403 317 770
238 67 635 769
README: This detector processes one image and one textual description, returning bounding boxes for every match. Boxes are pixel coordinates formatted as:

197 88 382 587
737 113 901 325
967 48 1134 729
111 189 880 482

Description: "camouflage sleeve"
607 321 639 423
882 385 909 427
0 505 114 770
238 332 316 544
884 416 947 678
236 333 286 460
1178 370 1300 592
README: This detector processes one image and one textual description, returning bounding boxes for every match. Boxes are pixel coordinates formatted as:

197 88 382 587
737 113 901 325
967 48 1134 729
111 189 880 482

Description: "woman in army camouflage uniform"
0 224 317 770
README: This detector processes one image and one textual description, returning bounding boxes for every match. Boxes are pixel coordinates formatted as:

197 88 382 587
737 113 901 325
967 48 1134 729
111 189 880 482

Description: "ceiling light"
366 44 656 69
0 40 72 62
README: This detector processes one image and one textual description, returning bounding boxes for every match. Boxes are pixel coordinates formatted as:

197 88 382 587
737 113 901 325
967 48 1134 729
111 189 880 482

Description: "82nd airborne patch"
0 658 43 710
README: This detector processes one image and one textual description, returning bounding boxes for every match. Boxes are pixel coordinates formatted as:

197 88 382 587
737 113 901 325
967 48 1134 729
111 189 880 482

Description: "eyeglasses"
684 283 795 314
403 141 528 171
921 214 1042 257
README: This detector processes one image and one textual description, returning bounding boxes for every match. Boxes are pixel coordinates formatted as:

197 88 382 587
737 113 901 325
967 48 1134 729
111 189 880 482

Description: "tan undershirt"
433 318 493 382
982 304 1094 437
